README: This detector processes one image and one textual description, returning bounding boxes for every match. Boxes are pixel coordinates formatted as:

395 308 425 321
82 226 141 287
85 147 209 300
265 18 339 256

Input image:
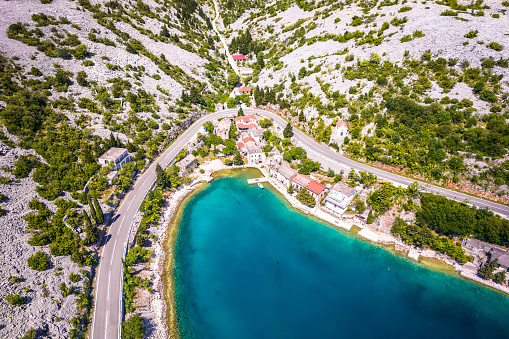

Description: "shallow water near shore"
173 170 509 339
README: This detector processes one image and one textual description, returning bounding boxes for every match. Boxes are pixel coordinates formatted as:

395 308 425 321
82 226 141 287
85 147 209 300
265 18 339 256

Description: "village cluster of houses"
96 114 357 214
266 161 359 212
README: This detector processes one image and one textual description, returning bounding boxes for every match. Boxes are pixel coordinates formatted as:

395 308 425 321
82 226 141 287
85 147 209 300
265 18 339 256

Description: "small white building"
98 147 131 171
324 182 358 215
334 120 348 138
239 67 253 77
246 144 263 164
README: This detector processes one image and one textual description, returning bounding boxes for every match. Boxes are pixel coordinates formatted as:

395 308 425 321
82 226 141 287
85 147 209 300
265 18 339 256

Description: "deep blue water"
174 171 509 339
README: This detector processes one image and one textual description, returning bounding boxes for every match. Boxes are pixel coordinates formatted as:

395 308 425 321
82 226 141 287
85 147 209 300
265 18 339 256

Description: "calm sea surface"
174 171 509 339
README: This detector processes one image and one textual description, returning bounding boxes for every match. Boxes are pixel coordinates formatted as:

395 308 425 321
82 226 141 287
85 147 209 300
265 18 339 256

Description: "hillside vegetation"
224 0 509 202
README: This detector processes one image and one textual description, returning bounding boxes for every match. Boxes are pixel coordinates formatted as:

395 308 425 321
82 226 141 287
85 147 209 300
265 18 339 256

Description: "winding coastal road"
91 107 509 339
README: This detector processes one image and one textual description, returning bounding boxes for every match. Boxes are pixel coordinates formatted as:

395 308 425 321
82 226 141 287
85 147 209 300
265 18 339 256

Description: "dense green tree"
296 188 316 207
238 106 244 116
233 151 244 165
93 197 104 224
155 163 168 188
27 251 51 271
478 258 498 280
227 72 240 87
122 313 146 339
283 123 293 138
367 210 374 224
494 271 506 284
287 184 294 194
229 123 238 139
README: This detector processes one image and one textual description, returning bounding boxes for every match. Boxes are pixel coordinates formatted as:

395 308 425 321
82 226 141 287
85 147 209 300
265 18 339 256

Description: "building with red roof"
334 119 348 137
232 54 246 61
236 115 258 131
238 86 251 94
243 137 255 144
292 173 329 203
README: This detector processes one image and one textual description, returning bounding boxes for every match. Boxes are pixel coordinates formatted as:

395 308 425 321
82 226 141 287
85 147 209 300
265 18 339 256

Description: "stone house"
176 154 197 176
98 147 131 171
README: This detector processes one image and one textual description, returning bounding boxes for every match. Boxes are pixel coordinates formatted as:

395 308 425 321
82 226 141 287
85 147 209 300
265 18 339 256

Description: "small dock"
247 177 268 185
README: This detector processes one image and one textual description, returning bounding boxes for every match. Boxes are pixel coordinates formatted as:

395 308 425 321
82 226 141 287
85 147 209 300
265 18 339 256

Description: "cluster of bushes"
24 198 97 266
391 217 470 263
417 194 509 246
122 246 152 313
7 22 88 60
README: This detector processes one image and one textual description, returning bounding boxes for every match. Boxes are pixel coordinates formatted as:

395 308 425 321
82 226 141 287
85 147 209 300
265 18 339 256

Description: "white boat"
258 183 264 189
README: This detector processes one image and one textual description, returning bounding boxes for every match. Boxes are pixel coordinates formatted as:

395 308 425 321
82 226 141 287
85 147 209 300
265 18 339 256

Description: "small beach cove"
162 169 509 339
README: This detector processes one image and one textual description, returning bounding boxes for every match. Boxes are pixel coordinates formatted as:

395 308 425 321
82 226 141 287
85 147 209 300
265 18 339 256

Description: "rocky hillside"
224 0 509 202
0 0 228 337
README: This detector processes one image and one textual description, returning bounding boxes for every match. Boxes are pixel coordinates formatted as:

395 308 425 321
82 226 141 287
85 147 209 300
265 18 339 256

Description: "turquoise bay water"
174 171 509 339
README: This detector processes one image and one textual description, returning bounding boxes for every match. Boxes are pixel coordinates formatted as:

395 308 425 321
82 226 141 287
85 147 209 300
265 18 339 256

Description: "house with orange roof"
292 173 329 202
334 120 348 138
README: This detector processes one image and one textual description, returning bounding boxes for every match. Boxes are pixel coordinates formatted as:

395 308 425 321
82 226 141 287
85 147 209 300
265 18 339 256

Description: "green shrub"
76 71 89 87
464 30 478 39
441 10 458 16
82 60 94 66
5 294 24 305
487 42 504 51
27 251 51 271
376 76 388 86
152 74 161 80
69 273 80 283
10 276 22 283
122 314 146 339
29 67 42 76
399 6 412 13
503 1 509 7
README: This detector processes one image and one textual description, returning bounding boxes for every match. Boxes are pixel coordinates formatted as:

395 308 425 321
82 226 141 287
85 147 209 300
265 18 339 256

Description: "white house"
334 120 348 137
292 174 329 202
239 67 253 77
235 115 258 131
98 147 131 171
275 163 298 187
246 144 263 164
324 182 358 215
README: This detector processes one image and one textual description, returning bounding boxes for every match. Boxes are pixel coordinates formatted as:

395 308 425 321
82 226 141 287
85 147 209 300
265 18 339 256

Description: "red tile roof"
235 115 257 123
243 137 255 143
236 142 245 148
232 54 246 61
336 120 347 128
306 181 327 195
237 123 257 130
239 86 251 92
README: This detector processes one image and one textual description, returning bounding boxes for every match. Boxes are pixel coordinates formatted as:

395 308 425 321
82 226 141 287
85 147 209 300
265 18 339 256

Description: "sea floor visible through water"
171 170 509 339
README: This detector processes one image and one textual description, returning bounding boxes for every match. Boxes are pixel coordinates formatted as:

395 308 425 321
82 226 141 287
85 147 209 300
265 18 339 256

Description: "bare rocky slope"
224 0 509 202
0 0 227 337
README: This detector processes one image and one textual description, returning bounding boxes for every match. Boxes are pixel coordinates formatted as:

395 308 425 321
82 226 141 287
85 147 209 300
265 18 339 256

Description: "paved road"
91 108 509 339
91 111 236 339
